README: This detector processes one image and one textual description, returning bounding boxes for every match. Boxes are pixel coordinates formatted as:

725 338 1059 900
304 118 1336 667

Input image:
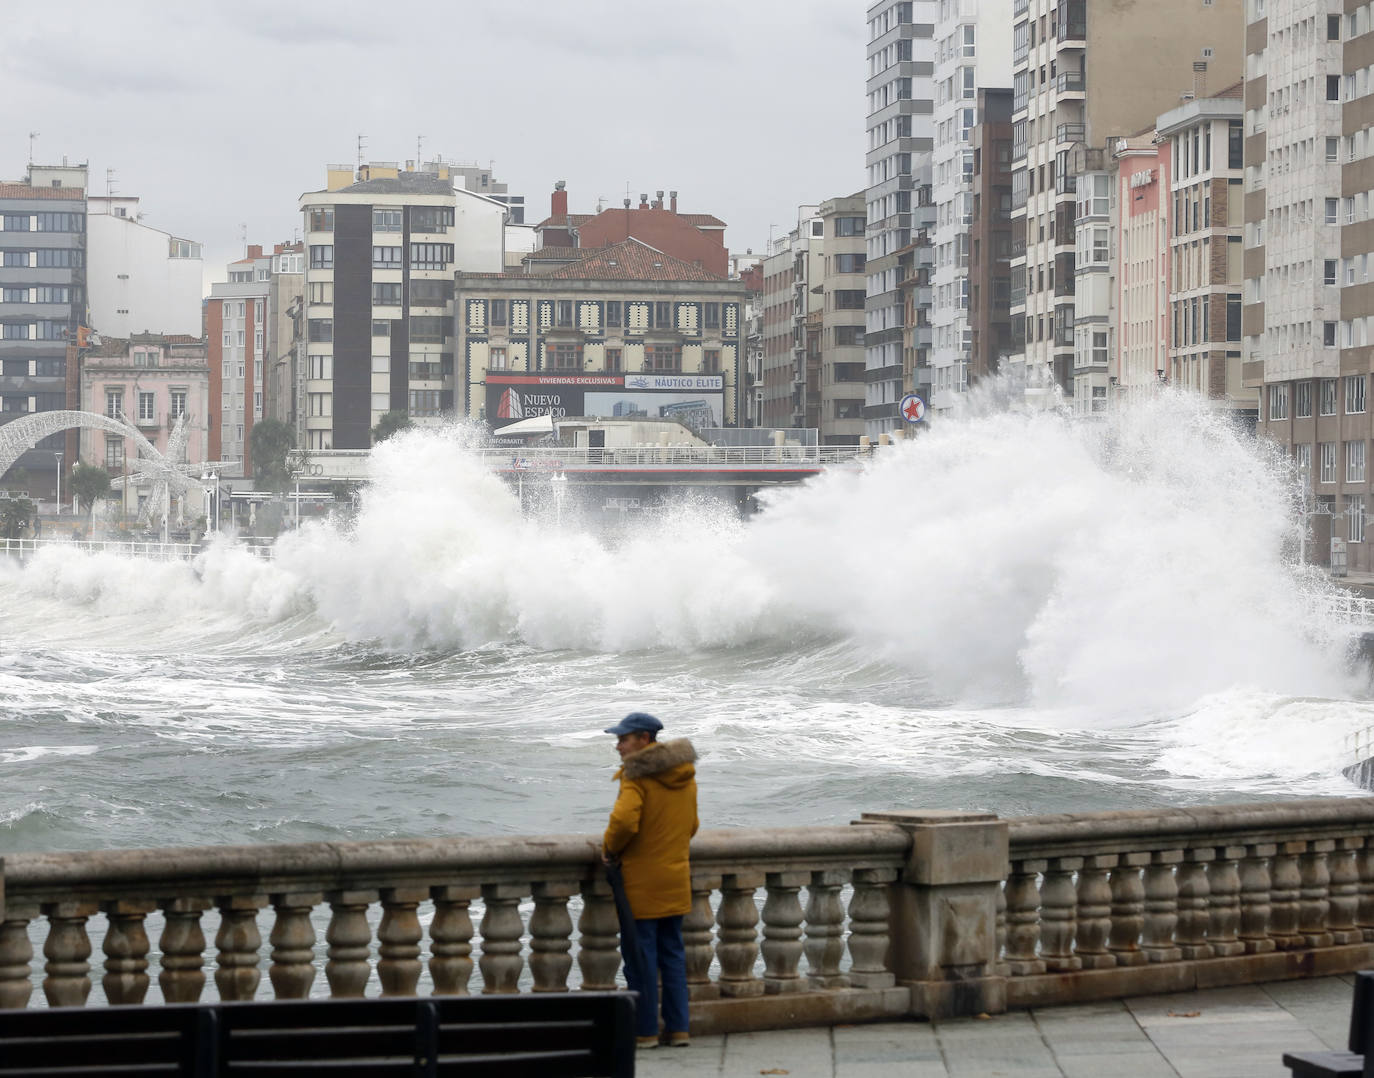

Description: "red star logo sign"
901 394 925 423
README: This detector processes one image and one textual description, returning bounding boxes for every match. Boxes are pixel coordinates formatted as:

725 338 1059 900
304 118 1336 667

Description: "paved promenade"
640 975 1357 1077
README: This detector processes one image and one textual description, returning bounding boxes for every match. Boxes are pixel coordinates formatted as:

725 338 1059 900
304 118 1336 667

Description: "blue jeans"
623 915 688 1038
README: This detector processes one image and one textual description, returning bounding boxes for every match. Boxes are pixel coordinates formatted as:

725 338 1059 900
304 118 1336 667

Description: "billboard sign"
486 373 724 431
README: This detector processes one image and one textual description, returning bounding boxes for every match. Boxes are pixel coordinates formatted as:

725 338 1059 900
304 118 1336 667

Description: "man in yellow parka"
602 711 698 1049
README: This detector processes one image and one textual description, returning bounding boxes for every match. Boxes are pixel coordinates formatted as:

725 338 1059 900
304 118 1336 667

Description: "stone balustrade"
4 799 1374 1032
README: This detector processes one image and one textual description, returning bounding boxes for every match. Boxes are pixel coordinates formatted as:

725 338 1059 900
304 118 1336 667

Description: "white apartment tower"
866 1 937 438
930 0 1014 411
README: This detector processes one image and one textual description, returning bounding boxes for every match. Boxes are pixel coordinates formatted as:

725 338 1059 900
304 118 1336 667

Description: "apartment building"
819 195 869 443
1157 90 1255 417
0 163 86 498
968 88 1016 384
79 333 208 515
930 0 1014 411
759 207 821 429
1009 0 1242 397
447 162 525 225
866 0 937 438
86 195 202 339
206 243 303 477
1249 0 1374 569
454 239 747 430
298 161 505 450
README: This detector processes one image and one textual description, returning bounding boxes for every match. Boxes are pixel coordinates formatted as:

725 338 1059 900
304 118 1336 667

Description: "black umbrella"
602 859 650 1006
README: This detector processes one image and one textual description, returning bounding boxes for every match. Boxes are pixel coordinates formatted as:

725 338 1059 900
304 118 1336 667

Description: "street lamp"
200 470 219 534
52 450 62 510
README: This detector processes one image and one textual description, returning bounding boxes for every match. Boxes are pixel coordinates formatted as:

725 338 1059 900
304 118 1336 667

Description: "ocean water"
1 394 1371 856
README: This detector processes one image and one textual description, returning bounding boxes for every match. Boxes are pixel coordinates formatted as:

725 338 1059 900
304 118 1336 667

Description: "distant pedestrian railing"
5 799 1374 1033
0 537 275 562
474 446 876 470
1322 591 1374 627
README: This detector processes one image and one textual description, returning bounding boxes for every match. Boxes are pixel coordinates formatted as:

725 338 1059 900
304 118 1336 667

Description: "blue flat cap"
604 711 663 736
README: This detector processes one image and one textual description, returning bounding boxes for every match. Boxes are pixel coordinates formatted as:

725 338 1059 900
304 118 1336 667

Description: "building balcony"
1014 0 1028 15
1057 1 1086 45
1013 42 1030 66
1010 285 1027 308
1057 71 1086 98
1057 123 1086 145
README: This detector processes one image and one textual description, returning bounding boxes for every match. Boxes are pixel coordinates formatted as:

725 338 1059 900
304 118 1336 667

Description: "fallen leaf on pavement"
760 1070 790 1075
1166 1009 1201 1018
975 1012 991 1020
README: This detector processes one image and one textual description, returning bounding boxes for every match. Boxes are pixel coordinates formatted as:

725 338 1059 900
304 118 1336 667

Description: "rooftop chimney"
639 193 650 209
654 189 665 210
624 198 632 209
670 190 678 213
247 244 263 259
551 179 568 219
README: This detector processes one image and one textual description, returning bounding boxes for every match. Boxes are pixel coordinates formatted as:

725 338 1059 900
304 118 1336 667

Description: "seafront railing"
0 537 274 562
5 799 1374 1033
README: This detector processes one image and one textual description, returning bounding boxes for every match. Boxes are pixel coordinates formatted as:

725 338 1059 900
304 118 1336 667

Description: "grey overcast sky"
2 0 866 287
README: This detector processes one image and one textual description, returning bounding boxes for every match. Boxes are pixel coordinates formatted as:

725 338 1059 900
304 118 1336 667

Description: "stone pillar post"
858 810 1009 1020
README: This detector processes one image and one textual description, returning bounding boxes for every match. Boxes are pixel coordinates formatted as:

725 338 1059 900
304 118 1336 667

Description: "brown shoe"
636 1035 660 1050
668 1032 690 1047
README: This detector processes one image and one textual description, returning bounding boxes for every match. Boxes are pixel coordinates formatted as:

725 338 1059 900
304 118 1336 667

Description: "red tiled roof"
0 183 86 200
534 210 726 230
539 239 726 282
524 245 599 260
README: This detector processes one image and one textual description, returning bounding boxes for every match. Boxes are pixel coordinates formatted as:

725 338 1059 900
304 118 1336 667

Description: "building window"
2 215 28 231
308 281 332 305
645 344 681 371
105 389 123 418
373 208 402 232
105 436 125 472
1325 322 1339 347
490 299 507 326
654 302 673 328
1348 374 1367 413
411 207 454 233
1325 260 1338 285
606 301 622 327
2 251 28 268
408 389 441 417
170 390 186 418
1321 378 1338 415
1321 441 1339 483
309 245 333 269
1329 13 1342 39
835 216 865 236
834 289 867 310
1328 75 1342 101
1268 383 1288 420
409 243 453 270
1349 440 1367 482
605 347 622 371
372 282 402 306
309 209 334 232
548 343 582 370
308 319 333 343
410 316 447 343
372 320 391 337
1352 495 1367 543
309 355 332 380
372 246 402 269
556 300 574 327
489 347 507 371
702 303 720 328
137 391 155 422
1296 381 1313 418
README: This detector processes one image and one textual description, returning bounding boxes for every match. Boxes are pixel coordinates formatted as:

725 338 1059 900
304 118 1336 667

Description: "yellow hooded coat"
603 738 699 920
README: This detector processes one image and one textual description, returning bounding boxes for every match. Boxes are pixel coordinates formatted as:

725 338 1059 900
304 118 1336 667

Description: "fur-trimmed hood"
616 737 697 787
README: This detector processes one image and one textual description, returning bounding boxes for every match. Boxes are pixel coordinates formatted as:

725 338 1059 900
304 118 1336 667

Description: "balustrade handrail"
475 446 875 468
1008 797 1374 860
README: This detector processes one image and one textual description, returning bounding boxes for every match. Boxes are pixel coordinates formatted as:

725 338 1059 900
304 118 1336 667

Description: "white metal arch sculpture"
0 409 163 480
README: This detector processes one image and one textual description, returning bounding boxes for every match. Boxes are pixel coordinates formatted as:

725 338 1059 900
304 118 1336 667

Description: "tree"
372 410 413 444
251 419 295 493
69 463 111 520
0 495 34 539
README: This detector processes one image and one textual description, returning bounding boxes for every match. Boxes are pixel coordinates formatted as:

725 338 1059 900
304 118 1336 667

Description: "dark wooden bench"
1284 971 1374 1078
0 991 636 1078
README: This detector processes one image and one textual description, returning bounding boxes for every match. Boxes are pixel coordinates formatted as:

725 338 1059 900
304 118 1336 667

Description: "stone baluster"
1004 859 1046 976
430 886 478 995
158 898 210 1003
325 890 377 998
994 877 1009 977
215 894 266 1001
1269 845 1304 950
575 881 621 991
0 904 36 1009
1141 850 1182 963
1107 854 1149 967
1299 840 1335 949
101 899 155 1004
761 872 807 994
268 892 320 1000
1039 857 1082 971
1239 844 1277 954
804 869 849 990
378 888 425 998
1175 849 1213 960
1356 839 1374 941
717 872 765 997
42 901 96 1007
847 867 897 989
529 882 576 992
1328 839 1362 945
478 884 526 994
685 875 721 1000
1207 847 1245 958
1074 855 1115 969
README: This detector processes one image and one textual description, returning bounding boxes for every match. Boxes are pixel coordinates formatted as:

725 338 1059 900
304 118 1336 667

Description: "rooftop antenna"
356 134 367 172
239 222 248 257
417 134 425 166
27 131 38 165
105 168 117 196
